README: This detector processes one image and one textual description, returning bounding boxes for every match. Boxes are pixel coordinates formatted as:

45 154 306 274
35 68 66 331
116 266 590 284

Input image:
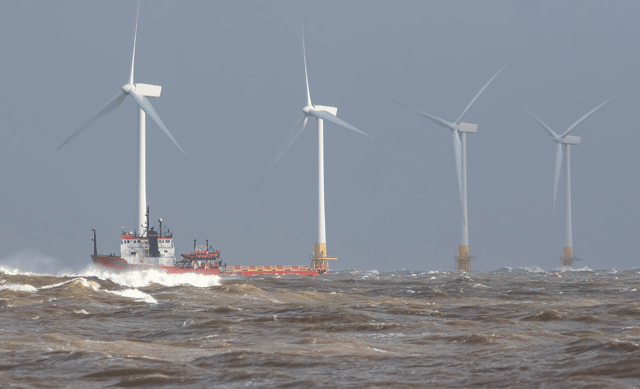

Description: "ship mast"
143 206 150 236
92 229 97 256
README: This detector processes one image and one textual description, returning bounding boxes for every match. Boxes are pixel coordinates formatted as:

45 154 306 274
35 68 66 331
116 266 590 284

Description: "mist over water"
1 253 639 388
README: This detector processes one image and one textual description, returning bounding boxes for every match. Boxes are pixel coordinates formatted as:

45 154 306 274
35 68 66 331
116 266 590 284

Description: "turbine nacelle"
304 105 338 117
562 135 581 145
122 83 162 98
551 134 580 145
447 122 477 133
458 122 477 133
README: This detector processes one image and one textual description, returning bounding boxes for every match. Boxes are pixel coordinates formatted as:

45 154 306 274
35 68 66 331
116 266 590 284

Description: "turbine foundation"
455 244 478 272
311 243 336 273
560 246 581 268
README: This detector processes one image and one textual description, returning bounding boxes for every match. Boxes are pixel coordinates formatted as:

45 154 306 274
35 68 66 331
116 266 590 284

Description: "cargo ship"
90 207 327 276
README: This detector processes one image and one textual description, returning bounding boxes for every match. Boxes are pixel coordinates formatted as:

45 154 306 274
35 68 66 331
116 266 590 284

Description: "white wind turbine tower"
256 21 372 273
393 63 508 272
526 97 612 268
58 1 187 237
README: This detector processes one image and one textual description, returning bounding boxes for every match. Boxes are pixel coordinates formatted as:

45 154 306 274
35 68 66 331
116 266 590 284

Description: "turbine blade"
391 99 457 131
455 61 509 125
553 142 562 214
58 92 127 150
453 131 465 225
525 107 559 139
302 16 312 107
127 90 188 158
308 109 372 138
130 0 141 84
560 96 614 138
255 115 309 191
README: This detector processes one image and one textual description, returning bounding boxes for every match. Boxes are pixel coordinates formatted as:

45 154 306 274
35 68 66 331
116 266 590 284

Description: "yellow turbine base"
563 246 573 259
561 246 575 268
455 245 477 272
458 245 469 259
311 243 336 272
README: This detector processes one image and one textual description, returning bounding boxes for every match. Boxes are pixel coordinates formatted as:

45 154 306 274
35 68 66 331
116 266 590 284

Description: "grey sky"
0 1 637 272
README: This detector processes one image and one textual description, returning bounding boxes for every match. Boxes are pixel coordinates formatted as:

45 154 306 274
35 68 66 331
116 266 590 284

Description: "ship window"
164 250 168 252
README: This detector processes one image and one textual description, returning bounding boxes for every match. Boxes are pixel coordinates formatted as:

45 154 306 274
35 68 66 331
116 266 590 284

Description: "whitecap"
555 266 594 272
0 283 37 292
39 277 100 291
70 264 221 288
521 266 546 273
106 288 157 304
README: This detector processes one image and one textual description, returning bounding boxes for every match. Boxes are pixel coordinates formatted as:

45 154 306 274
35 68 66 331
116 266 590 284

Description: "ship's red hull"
91 255 130 269
91 255 322 276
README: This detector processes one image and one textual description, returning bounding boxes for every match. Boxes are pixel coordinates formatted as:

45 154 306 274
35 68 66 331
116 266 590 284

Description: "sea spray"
72 264 221 288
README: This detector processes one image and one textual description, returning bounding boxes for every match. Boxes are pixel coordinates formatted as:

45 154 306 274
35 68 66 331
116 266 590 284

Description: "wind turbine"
393 63 508 272
526 97 612 268
256 21 372 273
58 1 187 237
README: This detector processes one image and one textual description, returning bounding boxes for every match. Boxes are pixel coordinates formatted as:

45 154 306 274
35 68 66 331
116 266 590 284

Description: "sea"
1 254 639 388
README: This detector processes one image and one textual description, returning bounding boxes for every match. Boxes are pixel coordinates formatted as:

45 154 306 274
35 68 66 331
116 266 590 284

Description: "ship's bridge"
120 232 176 266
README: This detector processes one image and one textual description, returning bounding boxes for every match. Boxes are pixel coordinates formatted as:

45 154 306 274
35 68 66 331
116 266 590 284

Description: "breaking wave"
106 288 158 304
0 251 221 289
71 264 221 288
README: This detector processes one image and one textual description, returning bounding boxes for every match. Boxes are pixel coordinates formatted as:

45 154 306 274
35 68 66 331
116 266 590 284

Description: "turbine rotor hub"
302 105 313 115
122 83 135 94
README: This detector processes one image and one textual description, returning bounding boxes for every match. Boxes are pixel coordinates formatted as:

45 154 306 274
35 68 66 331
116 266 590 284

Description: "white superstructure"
120 211 176 266
120 234 176 266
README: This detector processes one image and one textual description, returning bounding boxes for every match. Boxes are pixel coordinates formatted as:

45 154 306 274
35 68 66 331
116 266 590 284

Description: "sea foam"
72 264 221 288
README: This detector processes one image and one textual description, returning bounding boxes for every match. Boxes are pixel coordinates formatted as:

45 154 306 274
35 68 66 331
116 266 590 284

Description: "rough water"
1 256 640 388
